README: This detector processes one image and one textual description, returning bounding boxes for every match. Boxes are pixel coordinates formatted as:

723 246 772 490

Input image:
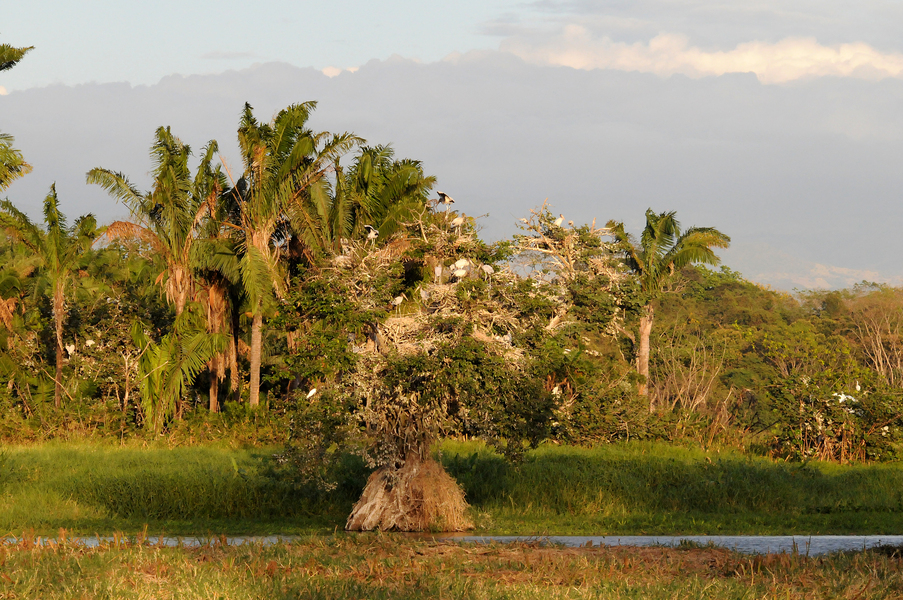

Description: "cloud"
321 66 359 78
4 57 903 290
201 51 259 61
0 86 7 96
501 28 903 83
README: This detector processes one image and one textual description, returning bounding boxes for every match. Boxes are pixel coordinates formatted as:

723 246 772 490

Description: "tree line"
2 40 902 471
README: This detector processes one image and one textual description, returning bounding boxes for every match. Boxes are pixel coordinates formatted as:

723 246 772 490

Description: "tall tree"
0 185 100 406
0 43 34 192
607 209 730 400
87 127 225 316
232 102 358 407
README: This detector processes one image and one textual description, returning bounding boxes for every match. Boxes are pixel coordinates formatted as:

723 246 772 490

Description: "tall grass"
0 443 366 534
441 441 903 534
2 441 903 535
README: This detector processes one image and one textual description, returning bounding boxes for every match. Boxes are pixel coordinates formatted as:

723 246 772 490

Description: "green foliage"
131 305 227 433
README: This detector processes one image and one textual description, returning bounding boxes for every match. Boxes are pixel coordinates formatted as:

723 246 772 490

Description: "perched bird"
306 388 318 399
451 215 465 229
568 220 574 227
65 344 76 356
364 225 378 240
437 191 455 211
553 214 564 227
454 258 470 270
434 264 443 282
480 264 495 276
453 268 468 279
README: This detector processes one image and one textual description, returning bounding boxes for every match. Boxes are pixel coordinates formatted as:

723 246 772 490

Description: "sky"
3 1 903 289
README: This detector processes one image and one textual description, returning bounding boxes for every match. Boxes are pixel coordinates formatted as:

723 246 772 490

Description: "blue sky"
4 2 903 289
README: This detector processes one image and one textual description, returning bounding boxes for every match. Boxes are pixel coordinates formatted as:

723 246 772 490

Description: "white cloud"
501 28 903 83
322 66 358 77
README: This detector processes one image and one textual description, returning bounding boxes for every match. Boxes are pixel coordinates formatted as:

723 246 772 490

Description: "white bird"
453 269 468 279
391 293 407 307
480 264 495 276
85 339 95 347
568 220 574 227
65 344 76 356
451 215 465 229
306 388 318 399
364 225 378 240
434 265 443 282
437 191 455 211
454 258 470 270
554 214 564 227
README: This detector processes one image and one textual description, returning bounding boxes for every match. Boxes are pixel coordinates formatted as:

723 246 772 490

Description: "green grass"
0 442 360 535
441 441 903 535
1 535 902 599
2 440 903 536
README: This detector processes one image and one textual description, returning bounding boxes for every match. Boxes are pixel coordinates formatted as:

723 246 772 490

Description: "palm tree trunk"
637 303 654 401
249 308 263 407
53 285 65 408
209 360 220 413
229 300 241 403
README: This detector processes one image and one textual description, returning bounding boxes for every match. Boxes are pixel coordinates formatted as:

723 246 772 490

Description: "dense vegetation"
3 40 903 530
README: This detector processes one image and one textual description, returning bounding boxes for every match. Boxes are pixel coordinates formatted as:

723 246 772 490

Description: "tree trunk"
637 303 654 400
209 365 219 413
249 308 263 407
229 299 241 403
53 285 65 409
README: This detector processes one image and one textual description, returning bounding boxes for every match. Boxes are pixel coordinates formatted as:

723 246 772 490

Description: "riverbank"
2 534 902 599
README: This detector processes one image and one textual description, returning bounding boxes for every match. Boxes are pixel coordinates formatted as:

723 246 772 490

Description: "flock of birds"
362 191 568 315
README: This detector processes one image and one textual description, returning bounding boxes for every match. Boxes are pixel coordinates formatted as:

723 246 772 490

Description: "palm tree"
0 133 31 193
231 102 358 407
607 209 730 399
0 185 100 406
131 308 226 433
87 127 225 317
327 145 435 249
0 43 32 72
1 44 34 192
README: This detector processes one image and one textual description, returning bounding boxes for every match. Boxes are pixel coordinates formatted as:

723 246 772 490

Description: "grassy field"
2 440 903 536
1 534 902 599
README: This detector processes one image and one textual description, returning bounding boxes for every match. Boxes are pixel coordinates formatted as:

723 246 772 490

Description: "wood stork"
437 191 455 211
306 388 318 399
364 225 378 240
553 214 564 227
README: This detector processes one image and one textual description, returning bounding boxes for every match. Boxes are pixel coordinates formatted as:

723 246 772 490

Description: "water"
433 534 903 556
6 534 903 556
